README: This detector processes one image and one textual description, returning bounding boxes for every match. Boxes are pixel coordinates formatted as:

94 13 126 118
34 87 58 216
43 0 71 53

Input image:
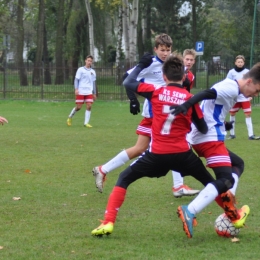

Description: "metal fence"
1 60 260 104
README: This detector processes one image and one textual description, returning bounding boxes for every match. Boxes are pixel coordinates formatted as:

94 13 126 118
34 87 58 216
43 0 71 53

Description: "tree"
55 0 65 84
84 0 95 57
16 0 28 86
32 0 45 86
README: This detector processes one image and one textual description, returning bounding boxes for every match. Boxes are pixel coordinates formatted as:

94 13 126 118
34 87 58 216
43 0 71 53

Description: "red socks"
104 186 126 224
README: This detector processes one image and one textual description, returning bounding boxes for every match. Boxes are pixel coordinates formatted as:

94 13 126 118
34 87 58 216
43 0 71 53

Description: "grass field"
1 100 260 260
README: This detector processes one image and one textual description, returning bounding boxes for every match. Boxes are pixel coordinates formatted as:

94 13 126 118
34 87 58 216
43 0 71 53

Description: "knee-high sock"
172 171 184 188
230 115 235 135
104 186 127 224
188 183 218 215
229 173 239 195
68 107 77 118
84 110 91 125
245 117 253 137
101 150 130 174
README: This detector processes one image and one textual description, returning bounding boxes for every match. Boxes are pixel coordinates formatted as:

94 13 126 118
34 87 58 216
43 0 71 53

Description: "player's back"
150 85 194 154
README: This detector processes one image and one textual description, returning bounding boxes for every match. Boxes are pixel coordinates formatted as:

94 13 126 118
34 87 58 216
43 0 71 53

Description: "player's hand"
130 99 140 115
75 89 79 95
170 104 188 115
93 94 97 101
137 53 153 69
224 121 234 131
0 116 8 125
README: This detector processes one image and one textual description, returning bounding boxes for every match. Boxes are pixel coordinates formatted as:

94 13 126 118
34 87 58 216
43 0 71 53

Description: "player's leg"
93 134 150 193
91 152 168 236
92 118 151 193
67 95 83 126
172 171 200 198
227 103 239 139
241 101 260 139
84 95 94 127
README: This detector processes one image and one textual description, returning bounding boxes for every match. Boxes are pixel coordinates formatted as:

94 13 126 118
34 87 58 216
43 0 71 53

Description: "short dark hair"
162 53 184 81
244 62 260 83
154 34 173 48
86 55 94 60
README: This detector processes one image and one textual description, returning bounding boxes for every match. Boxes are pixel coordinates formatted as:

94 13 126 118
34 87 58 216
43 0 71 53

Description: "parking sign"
195 41 204 55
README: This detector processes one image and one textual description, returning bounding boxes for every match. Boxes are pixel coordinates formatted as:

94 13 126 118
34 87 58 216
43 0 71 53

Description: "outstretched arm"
170 89 217 115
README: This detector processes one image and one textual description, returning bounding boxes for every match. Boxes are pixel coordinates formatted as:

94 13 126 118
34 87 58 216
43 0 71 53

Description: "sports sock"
101 150 130 174
245 117 253 137
229 173 239 195
188 183 218 215
230 115 235 135
104 186 126 223
172 171 184 189
68 107 77 118
84 110 91 125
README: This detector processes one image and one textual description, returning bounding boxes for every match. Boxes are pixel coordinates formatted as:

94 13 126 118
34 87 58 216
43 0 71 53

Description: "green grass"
1 100 260 259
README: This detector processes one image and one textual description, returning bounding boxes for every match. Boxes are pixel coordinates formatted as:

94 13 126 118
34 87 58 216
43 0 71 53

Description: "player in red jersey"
91 53 217 237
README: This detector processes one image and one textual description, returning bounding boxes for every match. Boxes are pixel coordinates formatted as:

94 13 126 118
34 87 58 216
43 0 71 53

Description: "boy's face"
154 44 171 62
85 58 93 68
183 54 195 70
242 79 260 97
235 58 245 68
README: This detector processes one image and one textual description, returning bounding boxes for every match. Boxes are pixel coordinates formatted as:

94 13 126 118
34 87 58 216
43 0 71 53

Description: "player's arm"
170 89 217 115
191 105 208 134
0 116 8 125
74 77 79 95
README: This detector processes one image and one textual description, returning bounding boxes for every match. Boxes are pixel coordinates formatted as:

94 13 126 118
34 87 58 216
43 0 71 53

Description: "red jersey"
186 70 195 90
137 82 204 154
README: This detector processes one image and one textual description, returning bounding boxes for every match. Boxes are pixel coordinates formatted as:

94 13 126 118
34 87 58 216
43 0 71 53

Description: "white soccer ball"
214 213 240 237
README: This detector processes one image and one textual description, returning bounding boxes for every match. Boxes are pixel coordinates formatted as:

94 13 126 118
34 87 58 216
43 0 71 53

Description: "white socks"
69 107 77 118
229 173 239 195
230 115 235 135
172 171 184 189
84 110 91 125
245 117 253 137
188 183 218 215
101 150 130 174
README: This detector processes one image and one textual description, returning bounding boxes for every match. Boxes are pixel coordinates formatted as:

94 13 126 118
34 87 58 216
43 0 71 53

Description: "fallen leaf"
24 169 31 173
208 212 212 214
7 180 10 183
0 246 3 250
231 237 240 242
80 194 88 196
13 197 21 201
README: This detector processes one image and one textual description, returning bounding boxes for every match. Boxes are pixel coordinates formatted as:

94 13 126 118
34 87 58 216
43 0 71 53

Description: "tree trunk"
32 0 44 86
84 0 95 57
16 0 28 86
129 0 139 64
55 0 65 84
122 0 130 63
116 5 123 85
43 22 51 84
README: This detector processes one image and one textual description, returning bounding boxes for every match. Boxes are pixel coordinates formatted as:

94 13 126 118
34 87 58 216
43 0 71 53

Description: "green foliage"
0 100 260 259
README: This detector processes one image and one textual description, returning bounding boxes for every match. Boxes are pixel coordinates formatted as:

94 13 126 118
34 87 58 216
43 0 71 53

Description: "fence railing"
1 61 259 104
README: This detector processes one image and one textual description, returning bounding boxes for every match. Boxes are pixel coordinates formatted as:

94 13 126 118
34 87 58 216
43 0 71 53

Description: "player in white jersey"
170 62 260 238
226 55 259 140
92 34 199 196
67 55 97 127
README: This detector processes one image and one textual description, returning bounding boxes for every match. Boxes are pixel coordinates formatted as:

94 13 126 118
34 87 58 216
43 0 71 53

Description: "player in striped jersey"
91 53 216 237
170 63 260 238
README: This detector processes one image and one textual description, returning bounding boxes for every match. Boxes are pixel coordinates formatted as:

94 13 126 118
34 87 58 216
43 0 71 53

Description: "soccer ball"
214 213 240 237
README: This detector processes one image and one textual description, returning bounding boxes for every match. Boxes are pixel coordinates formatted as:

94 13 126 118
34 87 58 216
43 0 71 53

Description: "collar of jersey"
167 83 183 88
84 66 92 70
155 56 164 63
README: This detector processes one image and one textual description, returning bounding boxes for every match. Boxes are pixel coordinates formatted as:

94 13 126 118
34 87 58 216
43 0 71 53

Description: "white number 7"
161 105 176 135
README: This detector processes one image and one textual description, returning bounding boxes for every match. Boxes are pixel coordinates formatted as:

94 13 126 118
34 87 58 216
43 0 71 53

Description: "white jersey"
75 66 96 95
226 68 249 102
127 56 164 118
189 78 239 144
